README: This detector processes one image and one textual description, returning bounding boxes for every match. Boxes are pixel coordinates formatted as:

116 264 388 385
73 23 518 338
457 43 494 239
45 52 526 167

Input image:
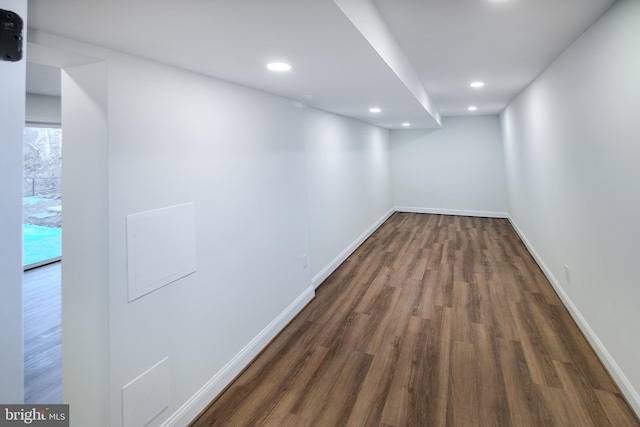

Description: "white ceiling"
26 0 615 129
26 62 61 97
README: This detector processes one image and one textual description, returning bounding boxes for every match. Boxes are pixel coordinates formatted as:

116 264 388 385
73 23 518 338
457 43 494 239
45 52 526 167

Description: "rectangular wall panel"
126 203 197 302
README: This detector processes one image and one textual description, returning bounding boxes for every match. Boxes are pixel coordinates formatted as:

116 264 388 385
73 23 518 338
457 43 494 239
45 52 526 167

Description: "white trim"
508 216 640 418
311 208 394 289
25 121 62 128
394 206 508 219
161 285 315 427
24 257 61 271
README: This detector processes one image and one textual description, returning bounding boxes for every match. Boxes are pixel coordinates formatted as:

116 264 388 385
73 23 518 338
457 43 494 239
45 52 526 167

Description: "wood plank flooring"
191 213 639 427
23 261 62 404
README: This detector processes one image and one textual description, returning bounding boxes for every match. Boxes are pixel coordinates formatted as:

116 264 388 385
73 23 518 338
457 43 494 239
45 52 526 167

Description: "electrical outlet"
564 265 571 284
302 254 309 269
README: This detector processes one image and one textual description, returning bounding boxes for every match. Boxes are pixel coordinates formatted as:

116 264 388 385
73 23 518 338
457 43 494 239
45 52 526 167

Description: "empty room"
1 0 639 426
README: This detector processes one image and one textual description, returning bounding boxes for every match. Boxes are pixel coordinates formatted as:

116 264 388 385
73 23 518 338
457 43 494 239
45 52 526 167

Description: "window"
23 125 62 269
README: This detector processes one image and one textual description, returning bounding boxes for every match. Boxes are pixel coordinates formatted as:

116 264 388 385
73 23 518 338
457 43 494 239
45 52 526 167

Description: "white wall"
501 0 640 415
27 30 394 426
0 0 26 404
25 93 61 124
61 61 110 425
391 116 508 217
305 109 393 287
106 53 316 427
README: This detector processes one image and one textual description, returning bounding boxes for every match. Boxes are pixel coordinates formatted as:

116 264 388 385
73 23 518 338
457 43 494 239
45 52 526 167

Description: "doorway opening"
23 62 62 404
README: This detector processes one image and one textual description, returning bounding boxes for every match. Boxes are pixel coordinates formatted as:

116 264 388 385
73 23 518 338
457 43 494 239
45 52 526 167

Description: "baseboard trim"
508 216 640 418
394 206 508 218
311 208 395 289
161 285 315 427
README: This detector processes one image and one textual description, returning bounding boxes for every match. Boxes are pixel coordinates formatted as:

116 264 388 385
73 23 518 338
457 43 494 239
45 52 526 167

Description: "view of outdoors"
23 126 62 267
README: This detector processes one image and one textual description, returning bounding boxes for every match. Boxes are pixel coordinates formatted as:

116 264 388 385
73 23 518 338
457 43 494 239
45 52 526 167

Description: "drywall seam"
508 216 640 419
312 207 395 289
395 206 508 219
161 285 315 427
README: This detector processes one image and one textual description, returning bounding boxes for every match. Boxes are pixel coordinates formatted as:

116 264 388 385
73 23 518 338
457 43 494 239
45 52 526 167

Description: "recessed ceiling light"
402 122 411 127
468 106 478 111
267 62 292 72
470 81 485 88
369 107 382 113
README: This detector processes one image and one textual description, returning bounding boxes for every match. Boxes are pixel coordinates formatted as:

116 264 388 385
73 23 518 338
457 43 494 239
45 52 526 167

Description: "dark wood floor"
191 213 639 427
23 261 62 404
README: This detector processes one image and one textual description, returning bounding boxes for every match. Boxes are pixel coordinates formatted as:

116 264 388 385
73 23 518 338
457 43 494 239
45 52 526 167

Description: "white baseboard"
161 285 315 427
311 208 395 289
508 217 640 418
394 206 508 218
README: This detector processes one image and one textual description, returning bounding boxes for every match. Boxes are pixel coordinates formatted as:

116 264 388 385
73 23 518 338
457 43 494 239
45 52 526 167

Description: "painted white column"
0 0 27 404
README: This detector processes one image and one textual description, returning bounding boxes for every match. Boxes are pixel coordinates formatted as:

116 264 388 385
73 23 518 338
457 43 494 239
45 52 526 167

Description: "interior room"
1 0 639 426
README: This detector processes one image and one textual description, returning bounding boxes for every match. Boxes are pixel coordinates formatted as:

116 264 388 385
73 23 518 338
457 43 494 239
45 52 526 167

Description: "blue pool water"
23 196 49 204
23 225 61 266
